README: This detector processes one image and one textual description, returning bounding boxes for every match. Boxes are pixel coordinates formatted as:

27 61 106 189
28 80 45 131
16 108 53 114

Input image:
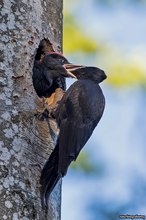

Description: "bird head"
64 65 107 84
41 52 83 79
45 52 69 64
41 52 107 83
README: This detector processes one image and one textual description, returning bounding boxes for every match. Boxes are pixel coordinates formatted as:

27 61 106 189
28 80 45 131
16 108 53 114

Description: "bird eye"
59 59 64 64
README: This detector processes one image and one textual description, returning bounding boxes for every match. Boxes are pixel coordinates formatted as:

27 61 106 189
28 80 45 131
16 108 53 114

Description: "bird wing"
56 81 105 176
39 81 105 206
32 61 54 97
58 118 95 176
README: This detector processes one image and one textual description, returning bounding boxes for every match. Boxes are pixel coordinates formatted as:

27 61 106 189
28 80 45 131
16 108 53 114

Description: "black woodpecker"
40 57 107 209
32 50 78 114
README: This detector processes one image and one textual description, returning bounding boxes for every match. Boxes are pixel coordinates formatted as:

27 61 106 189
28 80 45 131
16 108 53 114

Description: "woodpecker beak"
63 64 84 79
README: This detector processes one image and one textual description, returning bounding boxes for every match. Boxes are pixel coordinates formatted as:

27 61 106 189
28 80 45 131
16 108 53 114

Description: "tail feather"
40 143 61 209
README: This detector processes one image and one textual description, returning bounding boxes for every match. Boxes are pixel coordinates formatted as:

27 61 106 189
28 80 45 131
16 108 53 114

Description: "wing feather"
56 81 105 176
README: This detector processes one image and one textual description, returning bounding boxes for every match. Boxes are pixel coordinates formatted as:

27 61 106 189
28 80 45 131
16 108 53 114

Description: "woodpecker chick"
32 51 78 117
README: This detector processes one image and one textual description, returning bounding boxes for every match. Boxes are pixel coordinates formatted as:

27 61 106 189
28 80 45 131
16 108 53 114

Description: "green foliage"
102 51 146 86
63 14 103 54
64 0 146 88
71 151 103 175
107 61 146 87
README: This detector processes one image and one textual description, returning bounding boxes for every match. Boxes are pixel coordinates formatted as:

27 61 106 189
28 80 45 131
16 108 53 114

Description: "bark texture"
0 0 63 219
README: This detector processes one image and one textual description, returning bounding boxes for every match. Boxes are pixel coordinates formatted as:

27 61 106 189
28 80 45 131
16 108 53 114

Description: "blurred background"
62 0 146 219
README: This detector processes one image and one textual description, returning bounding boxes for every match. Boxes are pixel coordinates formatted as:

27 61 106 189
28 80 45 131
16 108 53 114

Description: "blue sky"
65 0 146 52
62 85 146 219
62 1 146 219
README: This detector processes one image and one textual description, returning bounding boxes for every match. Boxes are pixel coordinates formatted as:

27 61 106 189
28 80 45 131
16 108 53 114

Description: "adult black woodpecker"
32 49 78 115
40 62 107 209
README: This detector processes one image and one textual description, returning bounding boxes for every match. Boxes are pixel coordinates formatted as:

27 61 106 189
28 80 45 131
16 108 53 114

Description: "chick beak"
63 64 84 79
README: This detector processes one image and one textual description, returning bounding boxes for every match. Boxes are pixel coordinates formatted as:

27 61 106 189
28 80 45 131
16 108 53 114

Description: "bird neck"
47 52 63 56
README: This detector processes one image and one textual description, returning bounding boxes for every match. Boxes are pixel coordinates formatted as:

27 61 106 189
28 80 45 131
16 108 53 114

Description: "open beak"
63 64 84 79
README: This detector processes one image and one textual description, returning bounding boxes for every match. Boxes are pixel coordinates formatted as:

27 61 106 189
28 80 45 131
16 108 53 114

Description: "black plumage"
32 53 70 98
40 63 107 209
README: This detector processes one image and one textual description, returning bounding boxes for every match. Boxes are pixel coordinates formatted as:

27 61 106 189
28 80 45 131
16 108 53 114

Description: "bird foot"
34 109 50 121
34 108 57 121
46 105 57 119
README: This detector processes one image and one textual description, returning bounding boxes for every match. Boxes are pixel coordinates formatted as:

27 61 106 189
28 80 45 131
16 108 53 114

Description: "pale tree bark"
0 0 63 219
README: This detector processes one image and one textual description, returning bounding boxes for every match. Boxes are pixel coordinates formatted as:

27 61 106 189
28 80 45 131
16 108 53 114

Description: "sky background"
61 1 146 219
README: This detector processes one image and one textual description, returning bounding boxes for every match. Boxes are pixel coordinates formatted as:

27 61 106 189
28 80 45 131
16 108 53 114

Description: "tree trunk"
0 0 63 219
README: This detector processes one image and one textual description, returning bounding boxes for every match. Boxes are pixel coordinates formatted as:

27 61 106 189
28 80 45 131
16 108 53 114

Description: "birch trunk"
0 0 63 219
